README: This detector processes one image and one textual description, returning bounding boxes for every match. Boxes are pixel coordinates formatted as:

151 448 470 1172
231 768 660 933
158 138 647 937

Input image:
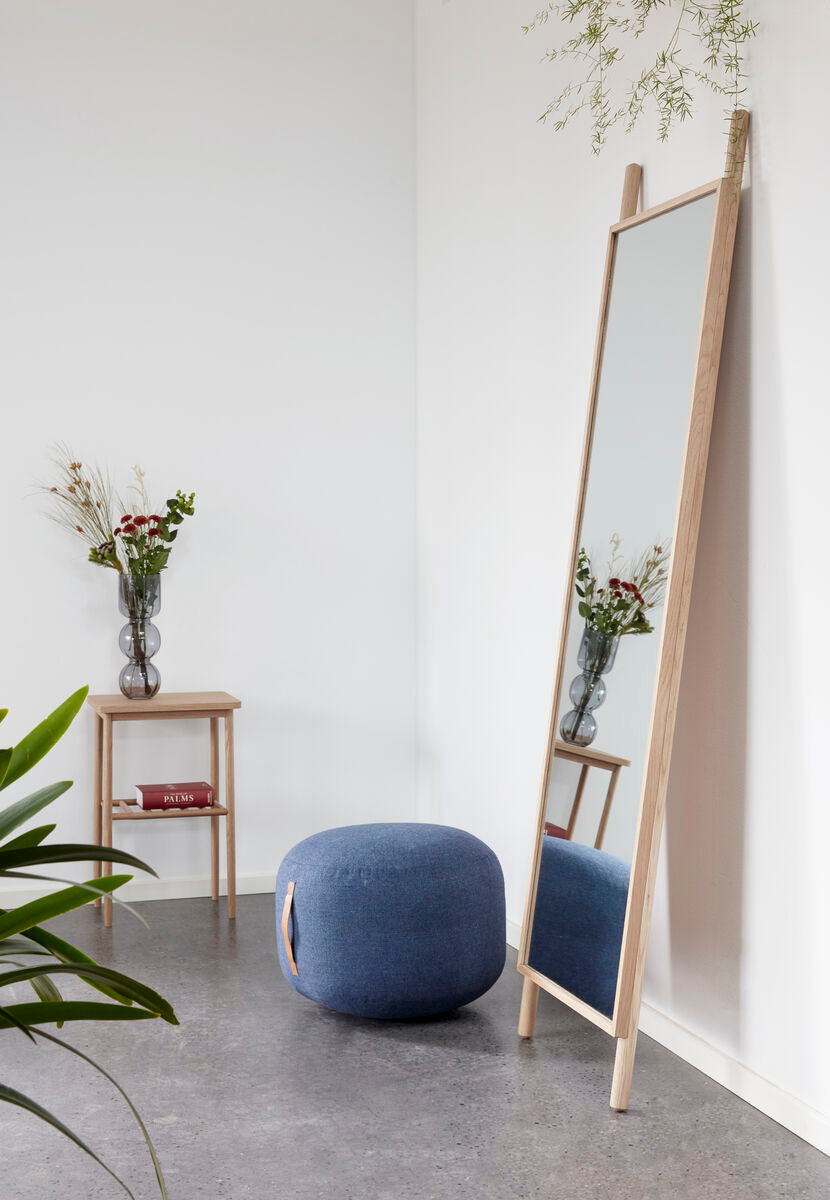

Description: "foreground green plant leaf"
0 687 174 1195
0 875 132 942
0 781 72 842
0 686 88 792
0 843 158 874
34 1027 169 1199
0 963 177 1024
0 1082 137 1198
0 1001 161 1029
17 924 132 1003
0 823 57 852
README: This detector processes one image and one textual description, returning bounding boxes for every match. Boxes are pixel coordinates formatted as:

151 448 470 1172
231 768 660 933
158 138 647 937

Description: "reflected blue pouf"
275 823 506 1019
528 836 630 1019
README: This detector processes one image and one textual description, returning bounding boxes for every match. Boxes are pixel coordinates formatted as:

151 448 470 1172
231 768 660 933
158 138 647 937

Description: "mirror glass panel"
528 192 717 1018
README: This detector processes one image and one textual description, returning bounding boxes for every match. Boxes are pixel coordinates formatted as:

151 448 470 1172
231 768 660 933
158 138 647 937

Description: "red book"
135 781 214 810
544 821 569 840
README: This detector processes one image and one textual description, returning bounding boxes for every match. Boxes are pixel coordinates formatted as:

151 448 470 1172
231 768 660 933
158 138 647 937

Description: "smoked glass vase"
118 573 161 699
559 626 619 748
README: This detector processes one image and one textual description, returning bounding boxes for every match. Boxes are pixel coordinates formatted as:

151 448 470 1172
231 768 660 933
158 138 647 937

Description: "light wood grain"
553 743 630 848
518 963 615 1035
89 691 240 925
87 691 241 715
619 163 642 221
281 881 299 976
112 804 228 821
595 765 621 851
93 714 103 906
518 976 539 1038
612 178 720 234
565 764 589 838
102 715 113 928
724 108 749 183
610 1027 639 1110
225 710 236 920
554 741 631 769
210 717 220 902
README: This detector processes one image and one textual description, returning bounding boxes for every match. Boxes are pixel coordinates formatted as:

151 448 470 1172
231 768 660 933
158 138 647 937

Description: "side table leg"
102 715 113 928
210 717 220 902
566 764 590 840
93 714 103 907
224 710 236 919
595 766 621 851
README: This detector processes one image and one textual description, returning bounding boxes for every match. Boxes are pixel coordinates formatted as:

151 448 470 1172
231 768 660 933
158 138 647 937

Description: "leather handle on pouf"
281 881 299 976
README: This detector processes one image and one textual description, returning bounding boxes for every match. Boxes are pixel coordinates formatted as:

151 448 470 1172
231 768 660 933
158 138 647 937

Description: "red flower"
613 589 622 599
133 515 148 527
149 514 162 523
609 578 620 588
121 514 132 521
147 528 159 538
122 523 137 535
114 528 122 537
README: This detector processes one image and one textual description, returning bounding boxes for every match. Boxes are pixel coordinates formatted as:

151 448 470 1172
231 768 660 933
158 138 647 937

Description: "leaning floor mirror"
517 111 749 1110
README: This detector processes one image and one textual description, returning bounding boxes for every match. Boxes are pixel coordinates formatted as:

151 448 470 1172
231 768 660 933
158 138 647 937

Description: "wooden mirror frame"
516 111 749 1111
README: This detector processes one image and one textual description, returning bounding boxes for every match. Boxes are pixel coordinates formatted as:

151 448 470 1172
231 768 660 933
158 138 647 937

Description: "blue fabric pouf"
275 823 506 1019
528 836 630 1019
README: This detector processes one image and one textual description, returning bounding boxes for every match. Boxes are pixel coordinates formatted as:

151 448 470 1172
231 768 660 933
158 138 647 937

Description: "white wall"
0 0 416 894
416 0 830 1152
3 0 828 1159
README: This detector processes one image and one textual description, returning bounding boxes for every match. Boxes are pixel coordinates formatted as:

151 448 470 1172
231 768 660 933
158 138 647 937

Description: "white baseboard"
0 873 276 907
506 915 829 1156
638 1004 830 1156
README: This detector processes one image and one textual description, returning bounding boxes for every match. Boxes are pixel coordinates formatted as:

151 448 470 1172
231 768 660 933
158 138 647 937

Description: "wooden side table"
87 691 241 926
552 741 631 851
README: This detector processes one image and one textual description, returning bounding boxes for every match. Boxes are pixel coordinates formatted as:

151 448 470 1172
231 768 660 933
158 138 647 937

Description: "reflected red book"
135 781 213 810
544 822 568 840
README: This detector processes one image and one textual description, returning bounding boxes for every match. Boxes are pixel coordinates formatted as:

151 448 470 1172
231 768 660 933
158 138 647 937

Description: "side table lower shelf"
112 799 230 820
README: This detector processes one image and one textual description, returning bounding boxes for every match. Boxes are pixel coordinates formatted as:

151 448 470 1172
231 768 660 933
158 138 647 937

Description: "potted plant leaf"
0 686 177 1197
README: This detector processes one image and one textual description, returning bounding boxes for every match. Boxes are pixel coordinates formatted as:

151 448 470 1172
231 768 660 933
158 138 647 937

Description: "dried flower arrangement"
41 448 195 577
575 533 671 637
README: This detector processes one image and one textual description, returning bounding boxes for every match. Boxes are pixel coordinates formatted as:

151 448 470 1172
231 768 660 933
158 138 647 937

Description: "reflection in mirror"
528 192 717 1018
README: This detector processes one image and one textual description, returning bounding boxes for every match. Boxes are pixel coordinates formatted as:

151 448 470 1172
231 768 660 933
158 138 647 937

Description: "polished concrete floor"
2 895 828 1199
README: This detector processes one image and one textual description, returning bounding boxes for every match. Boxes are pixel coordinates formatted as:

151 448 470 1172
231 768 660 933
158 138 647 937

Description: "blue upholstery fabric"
528 837 630 1019
275 823 505 1019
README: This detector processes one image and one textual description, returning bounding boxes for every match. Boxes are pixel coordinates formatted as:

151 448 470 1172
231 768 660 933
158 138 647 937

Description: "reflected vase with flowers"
560 535 671 748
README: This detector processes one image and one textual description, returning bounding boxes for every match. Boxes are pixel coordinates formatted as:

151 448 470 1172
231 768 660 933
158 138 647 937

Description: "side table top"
554 740 630 769
87 691 241 715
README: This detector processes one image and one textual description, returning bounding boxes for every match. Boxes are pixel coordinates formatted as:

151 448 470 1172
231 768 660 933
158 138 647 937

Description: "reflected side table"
546 741 630 850
87 692 241 927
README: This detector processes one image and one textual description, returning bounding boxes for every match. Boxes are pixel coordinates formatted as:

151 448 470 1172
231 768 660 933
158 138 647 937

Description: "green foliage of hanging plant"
524 1 758 154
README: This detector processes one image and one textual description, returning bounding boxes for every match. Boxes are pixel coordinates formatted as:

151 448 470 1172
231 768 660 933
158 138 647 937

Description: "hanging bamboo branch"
524 1 758 154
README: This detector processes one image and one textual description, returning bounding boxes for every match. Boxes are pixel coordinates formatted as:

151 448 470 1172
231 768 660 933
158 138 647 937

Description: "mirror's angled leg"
518 976 540 1038
619 163 642 220
610 1026 639 1111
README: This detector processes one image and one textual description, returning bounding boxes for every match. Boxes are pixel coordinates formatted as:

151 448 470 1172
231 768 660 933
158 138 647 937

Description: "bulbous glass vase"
118 573 161 700
559 626 619 748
